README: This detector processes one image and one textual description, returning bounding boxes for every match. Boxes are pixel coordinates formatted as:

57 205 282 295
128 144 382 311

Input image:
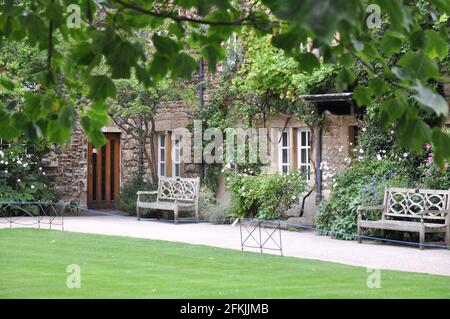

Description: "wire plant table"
0 201 65 230
239 218 283 256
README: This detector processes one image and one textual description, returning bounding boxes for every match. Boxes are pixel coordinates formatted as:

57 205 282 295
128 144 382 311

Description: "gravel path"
2 215 449 276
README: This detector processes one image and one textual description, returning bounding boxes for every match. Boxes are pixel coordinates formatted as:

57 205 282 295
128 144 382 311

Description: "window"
278 129 290 174
158 133 166 177
172 134 181 178
0 139 11 149
297 129 311 180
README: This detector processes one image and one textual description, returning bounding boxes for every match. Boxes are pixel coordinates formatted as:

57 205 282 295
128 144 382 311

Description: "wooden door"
87 133 120 209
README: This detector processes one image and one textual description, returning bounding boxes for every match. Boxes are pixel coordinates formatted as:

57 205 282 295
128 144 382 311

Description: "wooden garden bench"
136 177 200 224
357 187 450 249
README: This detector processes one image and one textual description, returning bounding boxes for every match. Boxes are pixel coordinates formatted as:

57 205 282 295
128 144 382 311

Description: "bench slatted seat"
357 187 450 249
137 177 200 224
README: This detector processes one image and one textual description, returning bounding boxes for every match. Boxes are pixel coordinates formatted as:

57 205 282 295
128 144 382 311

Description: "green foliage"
0 0 449 166
0 139 56 202
225 170 307 219
315 158 413 240
198 184 216 214
203 203 233 224
119 175 153 215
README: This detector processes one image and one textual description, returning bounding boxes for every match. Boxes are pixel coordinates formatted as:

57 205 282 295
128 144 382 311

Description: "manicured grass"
0 228 449 298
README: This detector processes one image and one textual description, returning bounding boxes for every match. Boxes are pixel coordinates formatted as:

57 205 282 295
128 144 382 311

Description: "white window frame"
157 133 166 177
172 134 182 178
278 129 290 174
297 128 311 181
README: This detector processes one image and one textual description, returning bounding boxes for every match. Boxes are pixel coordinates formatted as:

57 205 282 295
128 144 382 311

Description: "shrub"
199 184 216 214
315 158 413 240
119 175 153 215
225 170 307 219
204 203 233 224
0 139 56 203
417 142 450 190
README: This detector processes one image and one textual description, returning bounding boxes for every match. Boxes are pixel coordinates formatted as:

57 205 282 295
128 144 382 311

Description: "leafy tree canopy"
0 0 449 166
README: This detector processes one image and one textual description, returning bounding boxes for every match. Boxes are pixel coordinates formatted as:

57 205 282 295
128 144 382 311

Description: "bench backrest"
383 187 450 221
157 177 200 204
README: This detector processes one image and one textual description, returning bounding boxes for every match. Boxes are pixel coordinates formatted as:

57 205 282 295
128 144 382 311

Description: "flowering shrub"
0 140 56 202
418 143 450 190
225 170 307 219
315 158 412 240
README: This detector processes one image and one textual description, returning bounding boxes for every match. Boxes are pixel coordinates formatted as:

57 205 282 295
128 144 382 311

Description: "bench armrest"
137 191 158 196
357 205 384 221
137 191 158 202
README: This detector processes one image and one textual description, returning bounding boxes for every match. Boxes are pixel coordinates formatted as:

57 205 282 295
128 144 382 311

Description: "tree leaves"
87 76 117 102
379 97 407 126
353 86 371 107
381 33 403 56
171 53 197 79
412 81 448 117
397 52 439 82
294 53 320 74
152 34 181 58
368 78 388 97
0 78 15 91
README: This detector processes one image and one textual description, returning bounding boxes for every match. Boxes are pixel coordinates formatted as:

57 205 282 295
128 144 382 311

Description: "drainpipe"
315 103 323 205
198 58 206 178
138 117 144 178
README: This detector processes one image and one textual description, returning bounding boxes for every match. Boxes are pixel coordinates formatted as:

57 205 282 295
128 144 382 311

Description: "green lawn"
0 228 449 298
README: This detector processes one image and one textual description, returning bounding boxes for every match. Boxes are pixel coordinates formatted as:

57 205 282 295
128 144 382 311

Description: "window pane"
175 164 180 177
282 165 288 174
301 149 307 164
160 135 165 147
301 131 307 146
160 163 165 176
160 149 165 162
282 132 288 147
282 149 288 163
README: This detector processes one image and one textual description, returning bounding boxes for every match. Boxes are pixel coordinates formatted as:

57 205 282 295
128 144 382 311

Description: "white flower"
0 150 3 157
42 172 46 176
333 183 338 188
403 153 408 158
377 154 382 160
31 185 35 189
5 161 8 165
291 195 296 200
4 170 8 174
23 163 28 167
391 130 395 134
382 150 386 154
17 179 21 183
39 167 42 171
359 149 364 154
362 128 367 132
0 160 3 164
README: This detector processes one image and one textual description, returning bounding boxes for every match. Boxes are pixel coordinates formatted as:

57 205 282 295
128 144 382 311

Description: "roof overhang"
299 92 353 102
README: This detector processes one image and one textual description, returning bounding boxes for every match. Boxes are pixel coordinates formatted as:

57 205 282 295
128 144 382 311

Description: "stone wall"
43 99 199 207
42 120 88 206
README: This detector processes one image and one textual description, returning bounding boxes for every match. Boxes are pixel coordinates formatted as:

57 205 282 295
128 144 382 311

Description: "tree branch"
111 0 257 26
